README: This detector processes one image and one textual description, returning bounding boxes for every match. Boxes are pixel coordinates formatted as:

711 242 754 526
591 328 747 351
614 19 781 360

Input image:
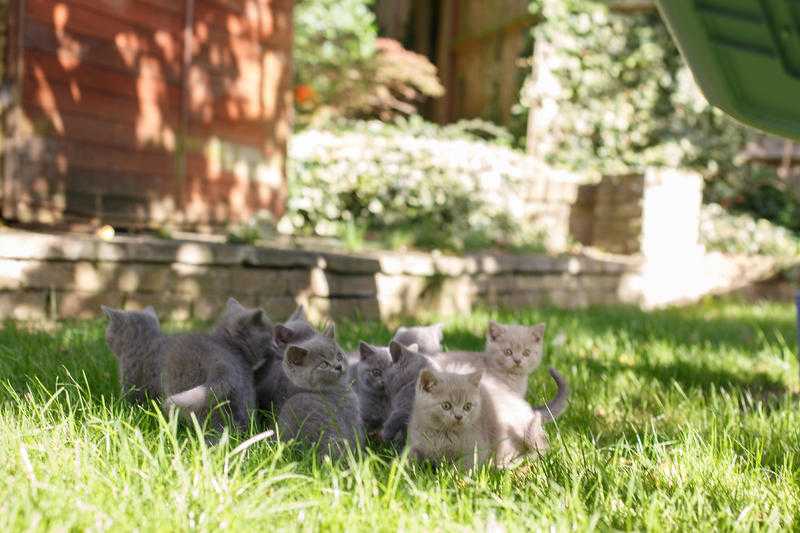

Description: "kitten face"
392 324 444 354
485 321 545 376
355 342 393 394
214 298 278 366
102 306 160 357
282 325 349 389
415 368 482 431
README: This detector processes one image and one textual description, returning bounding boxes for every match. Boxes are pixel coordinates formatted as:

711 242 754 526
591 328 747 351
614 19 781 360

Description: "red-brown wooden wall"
2 0 293 230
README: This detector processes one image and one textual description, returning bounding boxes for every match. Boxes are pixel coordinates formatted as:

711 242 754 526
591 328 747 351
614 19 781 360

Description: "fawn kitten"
435 321 546 397
408 367 487 468
408 368 551 469
276 325 364 459
380 341 433 444
392 323 444 355
103 298 277 434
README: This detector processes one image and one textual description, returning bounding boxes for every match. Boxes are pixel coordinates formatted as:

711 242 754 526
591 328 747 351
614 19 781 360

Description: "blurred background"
1 0 798 321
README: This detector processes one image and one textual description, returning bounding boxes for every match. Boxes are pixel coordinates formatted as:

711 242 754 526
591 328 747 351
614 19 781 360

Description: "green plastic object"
656 0 800 140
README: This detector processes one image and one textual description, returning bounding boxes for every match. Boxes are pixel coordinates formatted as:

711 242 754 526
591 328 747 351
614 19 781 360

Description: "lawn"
0 299 798 531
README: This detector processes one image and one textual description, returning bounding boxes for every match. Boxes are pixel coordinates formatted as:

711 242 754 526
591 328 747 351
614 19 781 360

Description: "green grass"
1 299 799 531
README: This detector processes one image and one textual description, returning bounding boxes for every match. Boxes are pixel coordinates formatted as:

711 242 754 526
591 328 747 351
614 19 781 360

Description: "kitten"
407 367 487 469
392 323 444 355
380 341 433 444
276 325 364 459
102 298 276 434
348 341 401 434
435 321 546 397
408 368 552 469
254 305 321 413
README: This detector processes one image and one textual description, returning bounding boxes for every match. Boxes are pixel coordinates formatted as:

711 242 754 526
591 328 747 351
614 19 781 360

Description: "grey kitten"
435 321 546 397
408 367 486 469
103 298 276 434
255 305 319 413
348 341 394 434
392 323 444 354
380 341 433 444
276 325 364 459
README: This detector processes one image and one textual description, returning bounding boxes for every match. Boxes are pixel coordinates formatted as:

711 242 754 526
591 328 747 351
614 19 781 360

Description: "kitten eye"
371 369 382 377
523 349 531 357
441 401 452 411
504 349 513 357
320 361 330 368
463 402 472 412
337 353 344 361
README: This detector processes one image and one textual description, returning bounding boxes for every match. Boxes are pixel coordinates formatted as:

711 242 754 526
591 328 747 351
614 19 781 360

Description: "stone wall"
0 230 631 322
570 169 704 257
0 229 789 323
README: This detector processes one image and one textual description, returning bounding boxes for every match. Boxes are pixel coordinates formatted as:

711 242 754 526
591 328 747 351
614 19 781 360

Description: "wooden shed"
376 0 536 126
1 0 293 231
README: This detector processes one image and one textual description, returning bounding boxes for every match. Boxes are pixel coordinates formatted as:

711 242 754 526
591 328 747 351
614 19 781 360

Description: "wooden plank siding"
2 0 292 230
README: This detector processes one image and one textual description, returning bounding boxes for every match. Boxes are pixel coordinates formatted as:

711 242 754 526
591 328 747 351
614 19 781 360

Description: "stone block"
57 290 125 319
123 293 193 321
0 290 48 320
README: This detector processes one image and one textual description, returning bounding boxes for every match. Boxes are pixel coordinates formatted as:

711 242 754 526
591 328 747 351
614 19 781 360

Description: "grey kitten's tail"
165 380 246 431
533 368 569 423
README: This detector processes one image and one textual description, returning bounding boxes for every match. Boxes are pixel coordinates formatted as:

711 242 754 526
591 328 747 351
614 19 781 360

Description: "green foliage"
1 300 799 529
522 0 749 179
283 118 549 253
293 0 442 123
700 203 800 256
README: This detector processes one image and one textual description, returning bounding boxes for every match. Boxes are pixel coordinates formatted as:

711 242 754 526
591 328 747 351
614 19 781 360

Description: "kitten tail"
533 368 569 423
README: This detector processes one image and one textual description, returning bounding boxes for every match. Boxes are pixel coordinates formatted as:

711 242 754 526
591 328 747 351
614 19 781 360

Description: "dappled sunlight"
5 0 289 227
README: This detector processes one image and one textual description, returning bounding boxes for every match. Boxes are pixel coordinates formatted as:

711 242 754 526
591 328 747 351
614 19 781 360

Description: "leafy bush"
700 203 800 257
521 0 749 179
282 118 550 253
293 0 443 124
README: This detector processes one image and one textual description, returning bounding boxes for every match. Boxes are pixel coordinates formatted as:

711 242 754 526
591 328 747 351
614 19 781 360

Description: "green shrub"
282 118 549 253
293 0 442 124
700 203 800 257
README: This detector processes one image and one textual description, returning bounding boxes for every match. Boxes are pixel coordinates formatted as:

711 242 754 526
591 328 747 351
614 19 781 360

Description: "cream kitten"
407 367 487 469
408 367 551 469
435 321 546 396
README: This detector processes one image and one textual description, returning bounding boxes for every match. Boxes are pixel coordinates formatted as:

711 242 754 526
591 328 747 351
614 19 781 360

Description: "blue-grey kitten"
380 341 433 445
255 305 319 413
392 323 444 355
102 298 278 434
277 324 364 459
349 341 394 434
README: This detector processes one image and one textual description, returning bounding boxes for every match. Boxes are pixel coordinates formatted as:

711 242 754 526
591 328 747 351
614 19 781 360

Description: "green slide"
656 0 800 141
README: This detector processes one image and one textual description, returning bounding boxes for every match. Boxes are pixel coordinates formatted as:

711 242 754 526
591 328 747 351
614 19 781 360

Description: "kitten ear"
389 341 406 363
531 323 545 342
487 320 504 342
467 370 483 388
100 305 119 321
275 324 295 344
226 297 245 312
322 323 336 340
249 309 269 327
142 306 158 319
358 341 376 361
433 323 444 339
418 369 438 393
289 305 307 322
286 345 309 366
408 343 419 352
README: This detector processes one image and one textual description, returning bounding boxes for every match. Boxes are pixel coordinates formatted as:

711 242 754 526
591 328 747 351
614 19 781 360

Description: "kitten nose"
335 364 343 372
454 414 463 421
513 359 522 366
